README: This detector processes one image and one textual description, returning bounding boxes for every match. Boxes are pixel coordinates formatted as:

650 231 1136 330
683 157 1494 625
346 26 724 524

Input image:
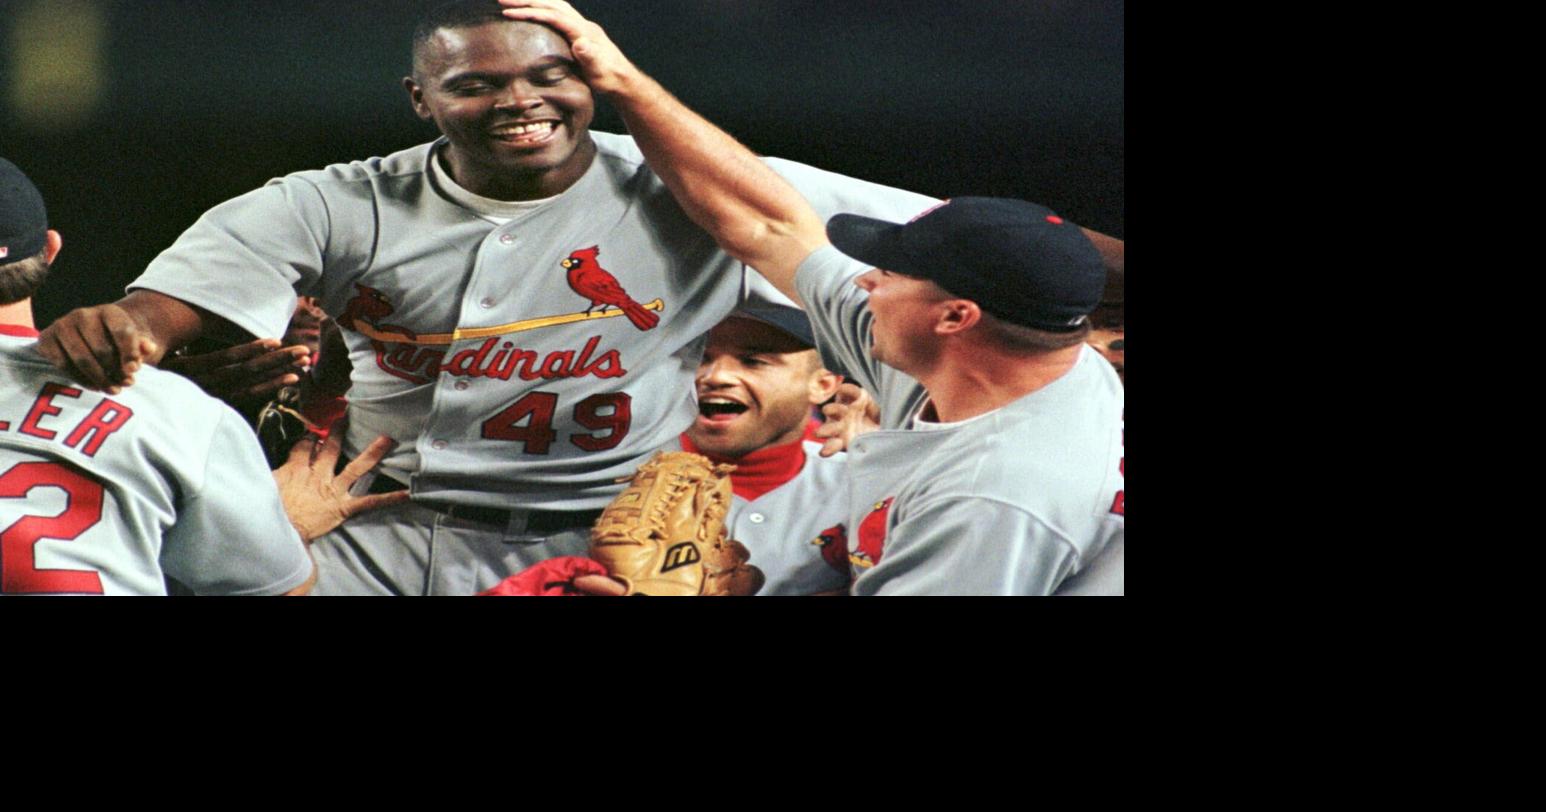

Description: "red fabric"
479 556 612 596
302 394 349 438
0 324 40 338
679 419 817 501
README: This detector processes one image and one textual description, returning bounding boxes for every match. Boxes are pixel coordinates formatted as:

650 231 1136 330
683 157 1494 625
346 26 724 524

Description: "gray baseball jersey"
795 247 1125 596
0 329 312 596
682 436 853 596
126 132 936 595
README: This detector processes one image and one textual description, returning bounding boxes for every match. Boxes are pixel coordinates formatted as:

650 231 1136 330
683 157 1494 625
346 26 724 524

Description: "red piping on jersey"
0 324 40 338
680 419 819 502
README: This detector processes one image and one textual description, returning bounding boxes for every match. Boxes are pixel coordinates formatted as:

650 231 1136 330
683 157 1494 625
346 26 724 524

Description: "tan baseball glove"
590 451 765 596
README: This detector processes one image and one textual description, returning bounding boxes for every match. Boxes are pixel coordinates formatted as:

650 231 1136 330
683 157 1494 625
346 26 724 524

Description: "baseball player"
0 158 402 596
501 0 1123 595
35 0 938 595
679 308 853 595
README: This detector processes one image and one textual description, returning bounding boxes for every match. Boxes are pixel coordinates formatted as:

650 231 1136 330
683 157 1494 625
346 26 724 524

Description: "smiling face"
405 21 596 200
688 317 839 459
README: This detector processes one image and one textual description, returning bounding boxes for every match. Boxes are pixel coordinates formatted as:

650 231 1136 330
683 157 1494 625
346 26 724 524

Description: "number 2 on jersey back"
481 392 632 455
0 461 106 594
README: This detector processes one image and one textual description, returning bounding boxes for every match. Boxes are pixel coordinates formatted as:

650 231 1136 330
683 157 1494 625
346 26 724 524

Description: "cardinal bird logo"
812 523 851 576
561 245 661 332
337 283 417 341
850 497 894 570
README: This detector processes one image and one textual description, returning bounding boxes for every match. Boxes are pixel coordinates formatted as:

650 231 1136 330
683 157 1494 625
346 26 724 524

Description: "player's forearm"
605 73 827 302
118 289 210 362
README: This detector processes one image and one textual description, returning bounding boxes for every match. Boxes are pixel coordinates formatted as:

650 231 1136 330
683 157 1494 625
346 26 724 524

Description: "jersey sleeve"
159 408 313 595
764 158 939 225
851 496 1080 596
128 177 332 341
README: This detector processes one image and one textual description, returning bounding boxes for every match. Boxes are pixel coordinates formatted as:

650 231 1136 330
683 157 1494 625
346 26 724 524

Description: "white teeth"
701 397 742 406
494 122 554 136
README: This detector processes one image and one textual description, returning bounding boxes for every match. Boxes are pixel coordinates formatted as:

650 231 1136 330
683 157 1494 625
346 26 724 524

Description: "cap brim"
827 213 911 272
732 302 816 348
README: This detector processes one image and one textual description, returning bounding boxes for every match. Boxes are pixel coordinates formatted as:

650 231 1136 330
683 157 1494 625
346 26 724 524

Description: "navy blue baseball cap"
732 301 816 348
826 197 1106 332
0 158 48 267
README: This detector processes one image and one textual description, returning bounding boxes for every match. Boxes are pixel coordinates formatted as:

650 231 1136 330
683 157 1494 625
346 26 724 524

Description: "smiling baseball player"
499 0 1124 595
679 307 853 595
36 1 936 595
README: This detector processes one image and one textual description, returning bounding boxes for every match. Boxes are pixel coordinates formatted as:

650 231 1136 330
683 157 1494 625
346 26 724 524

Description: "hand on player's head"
497 0 639 95
36 303 160 395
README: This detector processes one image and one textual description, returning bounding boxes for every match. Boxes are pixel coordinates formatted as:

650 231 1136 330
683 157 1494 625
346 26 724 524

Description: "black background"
1 0 1124 328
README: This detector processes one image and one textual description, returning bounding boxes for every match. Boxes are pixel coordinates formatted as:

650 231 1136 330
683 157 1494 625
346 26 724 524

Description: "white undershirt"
908 398 1000 431
429 146 559 224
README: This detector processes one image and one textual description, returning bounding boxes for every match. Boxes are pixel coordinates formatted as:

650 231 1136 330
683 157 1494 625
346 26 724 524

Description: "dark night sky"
1 0 1124 327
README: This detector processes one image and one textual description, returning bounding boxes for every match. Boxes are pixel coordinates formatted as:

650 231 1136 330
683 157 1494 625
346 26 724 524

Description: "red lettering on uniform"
570 393 632 451
386 345 444 375
540 350 575 379
482 391 560 454
442 338 499 377
62 399 135 457
572 335 599 371
1110 413 1124 516
18 383 81 440
481 342 515 377
0 461 105 594
372 336 629 383
373 341 435 385
499 349 538 381
586 350 624 378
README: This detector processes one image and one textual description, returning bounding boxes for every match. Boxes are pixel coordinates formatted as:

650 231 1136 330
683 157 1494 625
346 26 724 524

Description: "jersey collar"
679 420 817 502
0 324 40 338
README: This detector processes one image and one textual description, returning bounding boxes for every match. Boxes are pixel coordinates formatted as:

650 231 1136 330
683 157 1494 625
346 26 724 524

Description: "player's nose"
494 85 543 114
696 355 738 384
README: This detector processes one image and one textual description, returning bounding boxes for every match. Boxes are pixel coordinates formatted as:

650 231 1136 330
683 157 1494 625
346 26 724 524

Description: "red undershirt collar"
680 420 818 501
0 324 40 338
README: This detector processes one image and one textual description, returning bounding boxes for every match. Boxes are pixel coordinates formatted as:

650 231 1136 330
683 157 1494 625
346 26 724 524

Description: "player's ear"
404 77 432 120
43 229 62 266
807 367 842 405
934 300 981 336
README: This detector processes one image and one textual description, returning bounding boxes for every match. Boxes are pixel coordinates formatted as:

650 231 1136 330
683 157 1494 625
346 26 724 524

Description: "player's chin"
687 422 749 456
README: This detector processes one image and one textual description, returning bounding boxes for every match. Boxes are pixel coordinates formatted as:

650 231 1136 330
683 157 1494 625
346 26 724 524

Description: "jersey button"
498 233 515 245
480 297 496 309
748 513 766 524
431 440 449 450
454 380 470 391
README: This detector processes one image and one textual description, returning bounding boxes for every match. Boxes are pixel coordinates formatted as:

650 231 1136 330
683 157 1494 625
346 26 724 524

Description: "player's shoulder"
760 158 940 221
590 131 648 167
270 140 437 191
4 341 234 426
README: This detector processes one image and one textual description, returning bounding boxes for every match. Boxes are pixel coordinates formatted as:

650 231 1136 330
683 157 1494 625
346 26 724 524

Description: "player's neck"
442 139 598 201
0 299 35 331
921 342 1082 422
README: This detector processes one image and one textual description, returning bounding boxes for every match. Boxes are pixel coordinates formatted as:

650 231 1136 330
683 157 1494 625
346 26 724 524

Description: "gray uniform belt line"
364 475 603 531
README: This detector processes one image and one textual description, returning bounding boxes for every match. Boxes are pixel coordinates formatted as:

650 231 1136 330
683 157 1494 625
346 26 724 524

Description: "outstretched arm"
37 290 261 394
500 0 827 304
